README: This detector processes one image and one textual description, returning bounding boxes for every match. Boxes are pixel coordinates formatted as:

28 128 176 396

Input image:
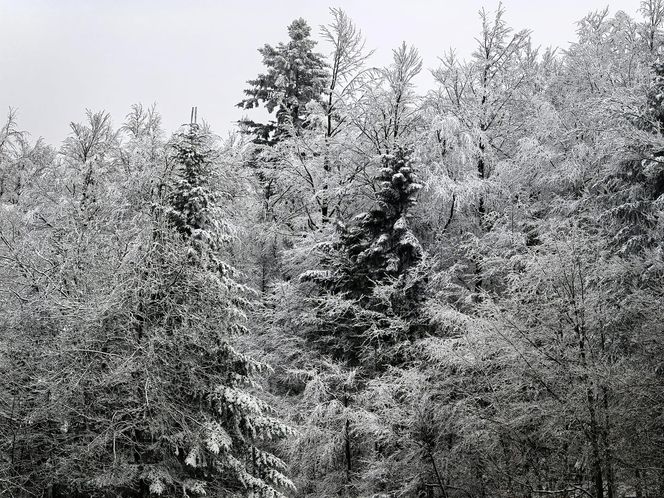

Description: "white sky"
0 0 641 145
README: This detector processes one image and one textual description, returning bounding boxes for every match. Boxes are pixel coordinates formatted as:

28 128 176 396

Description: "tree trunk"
578 328 604 498
343 386 352 481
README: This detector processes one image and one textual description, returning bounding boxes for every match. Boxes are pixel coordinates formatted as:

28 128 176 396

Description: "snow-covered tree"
238 18 329 146
299 146 426 366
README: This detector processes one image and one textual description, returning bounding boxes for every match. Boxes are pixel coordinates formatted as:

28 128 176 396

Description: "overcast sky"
0 0 641 145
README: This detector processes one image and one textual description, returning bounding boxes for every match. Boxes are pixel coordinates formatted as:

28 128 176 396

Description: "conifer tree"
336 147 423 294
123 123 295 496
238 18 329 145
300 146 426 367
260 147 427 493
0 122 295 498
237 19 329 291
600 60 664 253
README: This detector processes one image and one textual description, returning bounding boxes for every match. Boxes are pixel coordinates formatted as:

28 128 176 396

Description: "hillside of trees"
1 3 663 497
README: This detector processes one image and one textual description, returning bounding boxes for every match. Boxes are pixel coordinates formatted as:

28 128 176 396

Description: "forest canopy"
1 3 663 498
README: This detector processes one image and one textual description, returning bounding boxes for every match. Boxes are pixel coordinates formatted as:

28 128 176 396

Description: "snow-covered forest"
1 3 664 497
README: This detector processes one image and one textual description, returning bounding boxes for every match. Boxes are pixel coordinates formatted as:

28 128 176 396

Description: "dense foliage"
2 4 664 498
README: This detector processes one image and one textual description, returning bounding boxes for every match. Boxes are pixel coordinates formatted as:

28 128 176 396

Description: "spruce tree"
131 123 295 496
300 146 426 367
601 60 664 254
27 124 296 497
237 19 329 291
336 147 424 295
263 147 427 492
238 18 329 146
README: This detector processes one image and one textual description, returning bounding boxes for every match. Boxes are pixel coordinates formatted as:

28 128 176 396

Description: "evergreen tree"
237 19 329 291
0 121 295 497
124 123 295 496
599 60 664 254
256 147 428 494
336 147 423 294
238 18 329 146
300 146 426 367
166 124 227 265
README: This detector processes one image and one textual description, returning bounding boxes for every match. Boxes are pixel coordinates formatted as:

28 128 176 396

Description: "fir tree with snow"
142 123 296 496
238 18 329 145
299 146 427 368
